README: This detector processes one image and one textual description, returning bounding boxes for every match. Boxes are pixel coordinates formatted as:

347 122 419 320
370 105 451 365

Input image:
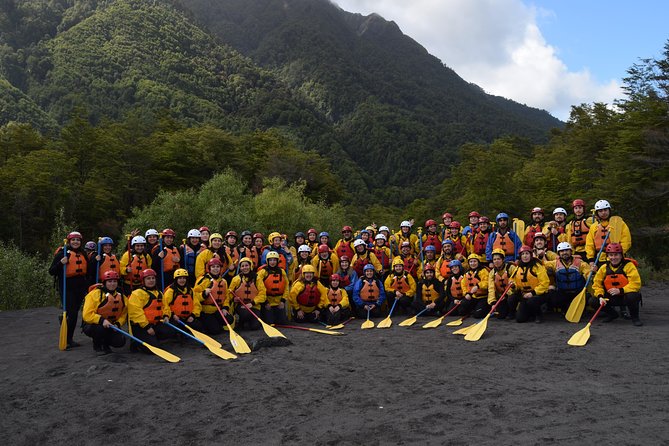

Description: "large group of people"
49 198 643 353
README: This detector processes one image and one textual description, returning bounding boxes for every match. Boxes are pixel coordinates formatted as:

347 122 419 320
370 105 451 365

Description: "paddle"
94 237 102 284
176 319 222 348
568 300 607 347
422 302 462 329
361 308 374 329
109 325 180 363
239 302 287 338
446 315 468 327
463 276 517 342
165 321 236 360
325 316 355 329
59 240 68 351
159 233 165 292
273 324 346 336
565 230 611 323
399 307 428 327
208 292 251 354
377 297 399 329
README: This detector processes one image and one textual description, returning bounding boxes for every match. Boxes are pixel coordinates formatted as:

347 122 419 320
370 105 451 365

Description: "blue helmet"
448 259 462 269
424 245 437 252
442 239 455 247
99 237 114 245
363 264 376 272
496 212 509 222
359 229 370 235
319 231 329 238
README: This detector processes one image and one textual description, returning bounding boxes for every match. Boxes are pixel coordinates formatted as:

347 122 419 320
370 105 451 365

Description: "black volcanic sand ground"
1 283 668 446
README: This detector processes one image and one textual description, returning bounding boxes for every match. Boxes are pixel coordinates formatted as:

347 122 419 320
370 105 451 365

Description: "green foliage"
0 241 56 310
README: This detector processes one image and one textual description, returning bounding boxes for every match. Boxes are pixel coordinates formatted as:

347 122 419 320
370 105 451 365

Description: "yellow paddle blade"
59 311 68 351
181 324 223 348
464 315 491 342
567 322 592 346
143 342 181 363
260 320 287 338
452 321 477 335
376 316 392 329
446 317 465 327
512 218 525 238
565 289 586 323
421 316 445 329
307 327 346 336
399 315 418 327
326 323 345 330
229 329 252 354
608 216 624 243
205 344 237 360
361 320 375 329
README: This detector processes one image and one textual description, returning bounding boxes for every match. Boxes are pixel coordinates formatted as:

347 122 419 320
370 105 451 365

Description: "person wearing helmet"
311 244 340 287
289 264 327 323
89 237 119 282
485 213 522 263
194 258 235 334
422 219 442 255
507 246 550 323
372 234 392 276
324 274 351 326
256 252 290 325
543 207 569 251
378 226 391 241
334 226 356 262
249 233 265 270
229 257 266 331
119 235 152 295
179 229 202 285
151 229 181 290
358 229 372 249
313 231 332 253
163 269 202 331
288 232 307 268
544 242 590 315
468 216 492 258
487 249 517 319
459 254 490 319
391 220 419 256
306 228 319 252
221 231 240 272
462 211 481 239
236 230 257 273
444 259 465 313
291 244 313 283
334 255 358 297
445 221 467 257
128 269 174 351
351 238 382 277
590 243 643 326
144 229 160 253
435 240 457 282
441 213 454 240
384 257 417 316
199 227 211 248
82 270 128 354
352 263 386 319
531 232 556 263
422 245 438 271
414 264 445 317
586 199 632 265
84 241 97 261
523 207 547 247
260 232 293 274
398 241 422 280
566 199 596 258
195 233 233 280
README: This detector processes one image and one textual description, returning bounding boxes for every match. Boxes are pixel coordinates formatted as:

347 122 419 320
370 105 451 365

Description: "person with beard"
195 233 233 281
180 229 202 286
195 258 235 335
229 257 266 331
459 254 490 319
545 207 569 251
289 265 327 323
485 213 522 263
435 240 457 282
413 264 445 317
128 269 174 351
323 274 351 326
532 232 556 264
586 199 632 265
384 257 417 315
566 199 596 259
163 268 203 332
523 207 548 247
507 246 550 323
544 242 590 315
257 252 290 325
352 264 386 319
487 249 517 319
81 270 127 353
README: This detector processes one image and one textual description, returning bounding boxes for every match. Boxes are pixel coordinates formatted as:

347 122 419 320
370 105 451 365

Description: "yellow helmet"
238 257 254 268
467 253 482 262
266 251 280 260
210 233 223 241
491 249 506 258
302 265 316 274
392 257 404 267
268 232 282 241
173 268 189 279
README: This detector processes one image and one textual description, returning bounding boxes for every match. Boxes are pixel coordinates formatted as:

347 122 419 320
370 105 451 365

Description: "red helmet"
140 269 156 280
225 231 238 239
423 264 435 272
252 232 263 240
199 226 210 233
468 211 480 218
449 221 461 229
572 199 585 208
479 216 490 223
208 258 223 267
339 255 350 262
162 228 176 237
442 212 453 219
605 243 623 254
67 231 83 241
518 245 532 254
101 270 120 281
330 274 341 282
307 228 317 235
342 226 353 233
425 219 437 227
318 244 330 254
530 207 544 215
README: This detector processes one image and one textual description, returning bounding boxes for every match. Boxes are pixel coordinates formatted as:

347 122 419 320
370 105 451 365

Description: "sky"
333 0 668 121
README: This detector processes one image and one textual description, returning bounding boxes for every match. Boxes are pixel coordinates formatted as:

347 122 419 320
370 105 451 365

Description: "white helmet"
145 229 159 237
556 242 572 252
354 239 366 247
375 234 387 241
131 235 147 246
594 199 611 211
187 229 201 238
400 220 411 228
553 207 567 215
379 226 390 233
298 244 311 253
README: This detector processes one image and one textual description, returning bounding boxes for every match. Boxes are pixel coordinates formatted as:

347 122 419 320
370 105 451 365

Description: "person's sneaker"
632 318 643 327
67 340 81 349
602 312 619 323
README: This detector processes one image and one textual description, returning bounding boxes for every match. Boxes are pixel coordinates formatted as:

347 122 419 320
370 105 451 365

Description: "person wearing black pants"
384 258 417 316
81 270 127 353
127 269 174 352
412 264 445 316
507 245 550 323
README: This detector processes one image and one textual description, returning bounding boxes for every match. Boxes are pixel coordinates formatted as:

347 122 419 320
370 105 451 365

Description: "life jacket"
397 233 414 253
464 270 487 296
317 257 335 279
263 269 287 296
450 235 466 256
492 231 515 256
592 223 610 253
492 266 511 295
555 257 586 292
224 245 240 267
181 244 197 276
402 255 419 279
546 226 566 251
327 288 344 306
64 249 88 278
202 276 227 307
359 280 380 302
127 253 149 284
169 287 194 318
352 252 371 276
524 224 544 247
420 281 438 303
438 258 452 281
232 277 259 305
248 247 261 271
98 254 119 277
373 247 390 270
423 234 442 254
517 262 541 293
337 270 352 288
472 232 489 255
160 245 181 274
238 246 255 268
142 289 163 324
603 261 630 291
389 274 412 294
265 249 287 271
97 289 124 323
205 249 229 274
335 240 354 260
569 218 591 248
296 282 321 307
294 262 310 282
448 275 464 299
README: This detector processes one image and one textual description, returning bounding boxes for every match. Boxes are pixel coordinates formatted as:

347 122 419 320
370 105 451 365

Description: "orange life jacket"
202 276 227 307
389 274 412 293
335 240 354 261
224 245 240 266
492 267 510 295
448 276 463 299
438 258 452 281
327 288 344 306
359 280 380 302
142 290 163 324
169 287 194 318
336 270 352 288
160 245 181 274
317 258 335 279
464 270 487 296
127 253 149 284
603 261 630 291
493 232 515 256
97 289 124 323
570 218 591 247
65 250 88 278
248 247 261 270
296 282 321 307
232 277 259 305
263 270 287 296
592 223 610 253
98 254 119 277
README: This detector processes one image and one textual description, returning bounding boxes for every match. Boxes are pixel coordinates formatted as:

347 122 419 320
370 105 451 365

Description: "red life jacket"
169 287 194 318
97 290 124 323
570 218 590 247
402 255 419 279
373 247 390 270
352 253 371 276
524 224 543 247
337 270 352 288
423 234 442 254
546 226 566 251
359 280 380 302
472 232 489 255
335 240 354 260
297 282 321 307
317 258 335 279
263 270 287 296
450 235 466 256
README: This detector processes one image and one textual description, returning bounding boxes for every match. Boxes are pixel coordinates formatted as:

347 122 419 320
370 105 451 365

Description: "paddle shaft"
62 243 68 310
587 301 607 325
165 321 204 345
95 239 102 284
387 296 399 318
109 324 153 346
159 235 165 292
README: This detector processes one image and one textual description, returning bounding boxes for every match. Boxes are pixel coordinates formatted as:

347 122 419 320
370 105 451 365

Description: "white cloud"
334 0 621 121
